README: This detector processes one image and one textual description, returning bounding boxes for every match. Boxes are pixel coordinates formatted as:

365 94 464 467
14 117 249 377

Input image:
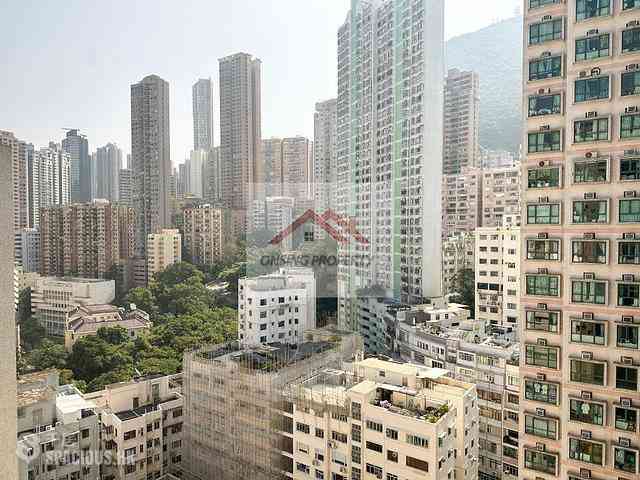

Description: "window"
624 0 640 10
406 456 429 473
571 359 606 385
576 0 610 20
524 448 557 475
351 424 360 442
620 199 640 223
124 430 136 441
387 450 398 463
614 446 639 473
365 463 382 478
615 405 638 432
569 398 605 425
617 324 640 349
296 423 310 434
623 27 640 53
619 242 640 266
406 434 429 448
315 428 324 438
573 200 608 223
527 239 560 260
529 56 562 81
571 279 607 305
529 19 563 44
366 420 383 433
525 415 558 439
569 437 604 465
616 365 638 391
621 157 640 180
622 72 640 98
529 94 562 117
572 240 607 264
386 428 398 440
331 431 347 443
351 402 361 421
526 310 560 332
574 159 608 183
528 130 562 153
296 463 310 474
526 274 560 297
366 441 383 453
574 118 609 143
352 445 361 464
621 113 640 138
530 0 559 7
528 167 560 188
527 203 560 224
575 35 610 61
525 344 559 369
571 319 606 344
618 282 640 307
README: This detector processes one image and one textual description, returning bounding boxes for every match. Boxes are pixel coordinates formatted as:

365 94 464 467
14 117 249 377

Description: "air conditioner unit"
591 67 601 76
340 467 348 474
584 192 597 200
540 125 550 131
328 441 337 449
587 29 599 36
536 442 546 451
584 232 596 240
626 106 639 114
579 71 588 78
624 191 638 198
621 356 634 365
539 196 549 203
538 338 548 346
623 232 636 240
538 268 549 275
583 312 594 320
621 398 632 407
583 273 595 280
581 352 593 360
538 88 546 95
621 315 634 323
537 303 548 310
626 21 640 28
620 437 632 448
581 430 592 440
580 468 591 479
622 274 635 282
582 391 592 400
537 373 546 381
542 15 553 21
585 111 598 118
585 151 594 158
536 408 546 417
541 51 552 57
626 63 640 71
538 232 549 239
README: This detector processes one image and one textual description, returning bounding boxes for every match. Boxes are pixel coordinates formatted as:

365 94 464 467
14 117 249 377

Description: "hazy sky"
0 0 519 166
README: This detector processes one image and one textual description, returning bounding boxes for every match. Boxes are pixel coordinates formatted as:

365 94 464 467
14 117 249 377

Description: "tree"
97 326 130 345
449 268 475 314
153 262 204 287
125 287 158 319
19 316 45 351
27 339 68 371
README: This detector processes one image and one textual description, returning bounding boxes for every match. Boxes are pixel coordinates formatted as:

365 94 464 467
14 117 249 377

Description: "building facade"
95 143 123 202
313 99 338 240
521 2 640 479
192 78 214 151
238 268 316 346
442 167 483 240
15 227 40 273
443 68 480 175
282 136 311 202
131 75 172 255
0 130 29 232
118 168 132 206
182 205 231 266
337 0 445 330
188 149 207 198
442 232 475 296
62 129 91 203
147 229 182 280
481 166 522 228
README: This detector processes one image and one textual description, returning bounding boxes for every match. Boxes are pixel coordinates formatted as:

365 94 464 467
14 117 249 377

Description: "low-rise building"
88 374 184 480
16 371 101 480
238 268 316 346
147 229 182 280
291 357 479 480
480 166 521 228
64 304 151 351
181 204 232 266
30 276 115 336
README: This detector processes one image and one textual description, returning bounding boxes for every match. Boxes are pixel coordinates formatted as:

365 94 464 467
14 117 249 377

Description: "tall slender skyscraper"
337 0 444 330
0 130 28 232
95 143 123 202
62 129 91 202
219 53 262 217
521 3 640 479
313 99 337 240
130 74 171 255
192 78 214 151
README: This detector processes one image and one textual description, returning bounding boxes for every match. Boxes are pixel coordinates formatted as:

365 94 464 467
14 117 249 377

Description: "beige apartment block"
475 221 521 336
442 232 475 296
182 204 232 266
291 358 478 480
147 229 182 280
522 1 640 479
262 138 284 198
88 374 184 480
443 68 480 175
442 167 482 240
282 136 311 202
481 166 522 228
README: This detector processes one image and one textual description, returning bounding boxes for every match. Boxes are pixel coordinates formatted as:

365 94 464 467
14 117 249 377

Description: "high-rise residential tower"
443 68 481 175
62 129 91 203
262 138 284 198
281 136 311 201
130 74 171 255
521 2 640 480
337 0 445 330
189 149 207 198
27 143 70 228
0 130 28 232
313 99 337 239
95 142 123 202
118 168 132 205
192 78 214 151
219 53 262 219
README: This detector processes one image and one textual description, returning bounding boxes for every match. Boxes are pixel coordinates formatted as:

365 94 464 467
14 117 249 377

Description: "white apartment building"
17 371 101 480
30 276 115 336
86 374 184 480
442 232 475 296
238 268 316 346
481 166 522 228
15 227 40 272
188 149 207 198
147 229 182 280
313 99 337 241
475 221 521 336
336 0 445 327
522 3 640 479
291 357 479 480
192 78 214 152
94 143 123 202
442 167 483 240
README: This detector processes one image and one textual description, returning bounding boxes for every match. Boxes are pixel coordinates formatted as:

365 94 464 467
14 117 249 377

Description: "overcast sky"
0 0 520 166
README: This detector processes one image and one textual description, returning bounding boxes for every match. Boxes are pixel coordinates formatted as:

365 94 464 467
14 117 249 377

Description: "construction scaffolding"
181 328 363 480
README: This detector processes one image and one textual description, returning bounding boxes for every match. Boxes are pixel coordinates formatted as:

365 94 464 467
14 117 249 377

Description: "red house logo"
270 209 368 246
